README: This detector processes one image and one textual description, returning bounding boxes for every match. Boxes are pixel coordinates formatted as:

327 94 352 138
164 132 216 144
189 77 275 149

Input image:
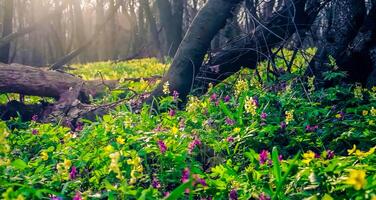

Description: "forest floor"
0 54 375 200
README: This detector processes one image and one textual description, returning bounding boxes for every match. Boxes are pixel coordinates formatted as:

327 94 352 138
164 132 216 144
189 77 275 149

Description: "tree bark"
196 0 317 89
0 63 119 103
307 0 367 83
0 0 14 63
140 0 163 60
156 0 183 57
148 0 244 103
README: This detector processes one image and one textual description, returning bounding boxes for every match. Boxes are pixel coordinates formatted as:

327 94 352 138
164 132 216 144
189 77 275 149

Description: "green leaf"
11 159 28 170
322 194 334 200
164 180 192 200
219 101 234 119
272 147 282 184
236 95 245 125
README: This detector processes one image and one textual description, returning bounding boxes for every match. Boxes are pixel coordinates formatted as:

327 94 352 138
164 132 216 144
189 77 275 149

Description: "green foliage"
1 56 376 200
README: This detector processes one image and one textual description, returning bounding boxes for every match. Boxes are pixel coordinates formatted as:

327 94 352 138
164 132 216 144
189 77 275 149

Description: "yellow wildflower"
41 151 49 161
244 96 257 115
64 159 71 168
348 145 357 155
233 127 241 133
362 110 369 116
124 116 133 128
354 84 363 100
16 194 25 200
308 76 315 93
109 152 123 180
356 146 375 157
171 126 179 135
345 169 367 190
104 145 114 154
163 81 170 95
348 145 375 157
116 137 125 144
0 158 10 166
335 114 342 119
235 79 248 97
302 150 315 164
208 83 213 91
127 156 144 184
371 107 376 116
285 110 294 124
186 96 200 113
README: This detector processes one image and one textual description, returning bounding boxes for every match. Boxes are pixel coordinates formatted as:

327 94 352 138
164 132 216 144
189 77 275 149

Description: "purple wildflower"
259 193 271 200
196 178 207 186
193 175 207 186
314 153 321 158
69 166 77 180
278 155 283 161
75 122 83 132
326 150 335 159
225 117 235 126
173 90 179 101
31 114 38 122
280 121 287 129
179 119 186 129
72 192 82 200
306 125 319 132
210 93 217 102
32 129 39 135
157 140 167 154
261 112 268 120
252 97 259 107
169 109 176 117
224 95 231 102
188 138 202 154
181 168 190 183
227 136 235 143
229 189 238 200
154 124 163 132
50 196 62 200
337 111 345 120
152 177 161 189
164 192 170 197
259 150 269 165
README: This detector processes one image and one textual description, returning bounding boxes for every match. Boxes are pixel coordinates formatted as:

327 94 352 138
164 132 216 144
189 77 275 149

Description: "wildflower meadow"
1 56 375 200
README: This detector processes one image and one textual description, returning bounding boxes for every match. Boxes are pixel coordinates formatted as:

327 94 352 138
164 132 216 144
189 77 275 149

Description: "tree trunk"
140 0 163 59
156 0 183 57
307 0 367 83
71 0 87 62
148 0 244 103
0 0 14 63
195 0 316 90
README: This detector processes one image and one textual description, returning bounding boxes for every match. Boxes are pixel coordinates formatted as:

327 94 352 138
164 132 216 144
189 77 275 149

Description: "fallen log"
0 63 120 103
0 63 157 125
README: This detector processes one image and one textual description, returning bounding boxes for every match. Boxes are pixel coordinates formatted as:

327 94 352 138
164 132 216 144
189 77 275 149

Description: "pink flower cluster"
158 140 167 154
188 137 202 154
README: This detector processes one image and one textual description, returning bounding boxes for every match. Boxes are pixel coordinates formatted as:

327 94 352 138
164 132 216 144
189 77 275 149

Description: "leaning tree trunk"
148 0 244 103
